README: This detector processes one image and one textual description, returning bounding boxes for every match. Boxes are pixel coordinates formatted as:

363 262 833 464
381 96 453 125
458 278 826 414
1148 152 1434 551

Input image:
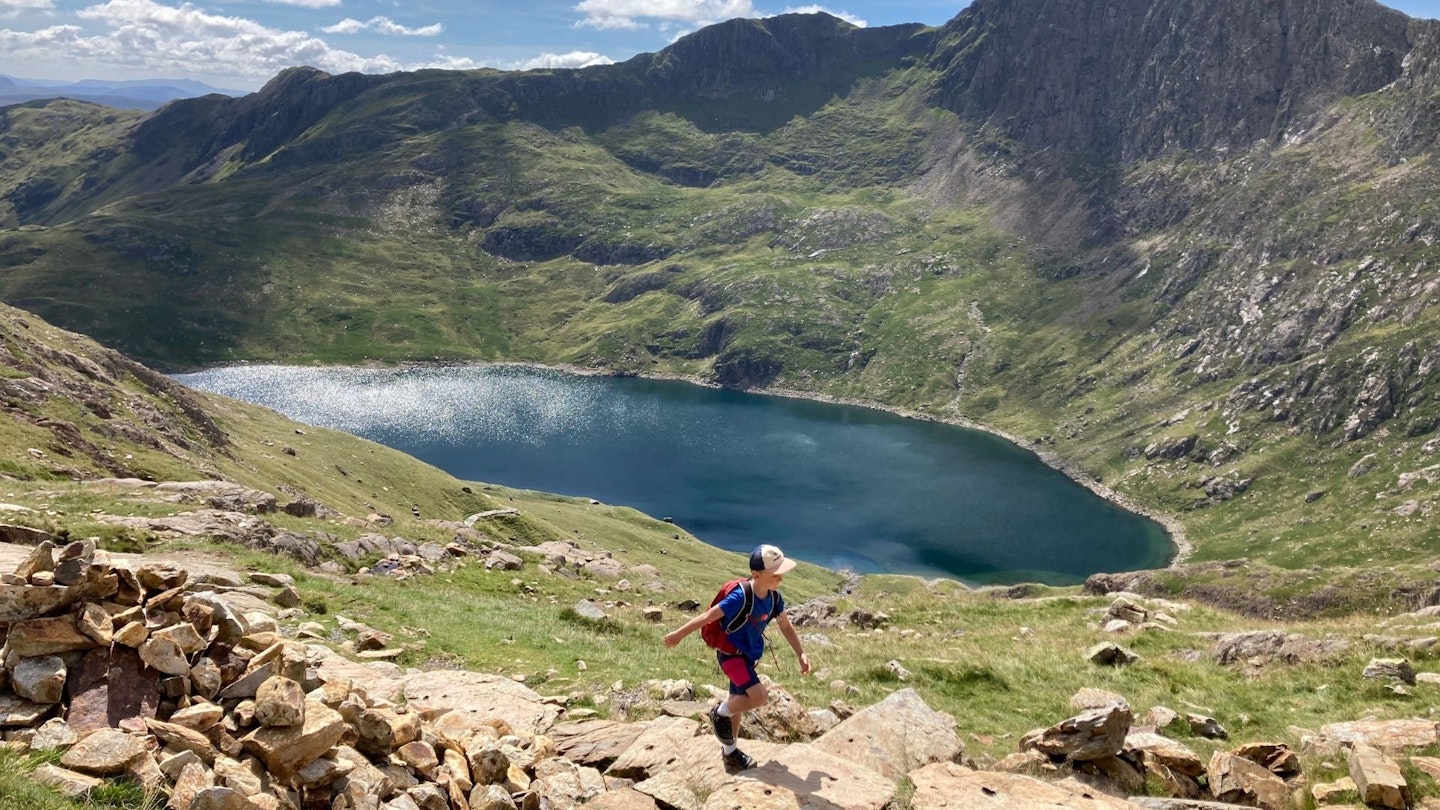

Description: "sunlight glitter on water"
185 364 667 447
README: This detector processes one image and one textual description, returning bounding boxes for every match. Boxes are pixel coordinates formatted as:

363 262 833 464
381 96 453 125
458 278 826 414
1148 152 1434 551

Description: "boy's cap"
750 544 797 574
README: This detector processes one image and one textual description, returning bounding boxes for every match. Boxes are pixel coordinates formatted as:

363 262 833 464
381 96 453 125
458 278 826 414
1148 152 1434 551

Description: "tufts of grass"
0 751 161 810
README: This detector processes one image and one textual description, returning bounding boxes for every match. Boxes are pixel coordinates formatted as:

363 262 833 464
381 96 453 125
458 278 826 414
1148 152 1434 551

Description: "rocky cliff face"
930 0 1414 162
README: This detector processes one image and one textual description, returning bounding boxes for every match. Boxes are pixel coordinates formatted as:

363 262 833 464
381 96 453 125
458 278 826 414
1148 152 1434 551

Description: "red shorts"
718 652 760 695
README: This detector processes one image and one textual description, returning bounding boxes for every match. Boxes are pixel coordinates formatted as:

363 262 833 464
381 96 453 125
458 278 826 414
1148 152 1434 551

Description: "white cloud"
262 0 340 7
0 0 55 8
0 0 403 83
320 17 363 34
324 15 441 36
518 50 614 70
781 5 866 26
574 0 755 31
377 17 440 36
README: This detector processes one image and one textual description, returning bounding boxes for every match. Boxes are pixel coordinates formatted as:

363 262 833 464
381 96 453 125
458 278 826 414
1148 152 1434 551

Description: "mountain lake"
176 364 1172 585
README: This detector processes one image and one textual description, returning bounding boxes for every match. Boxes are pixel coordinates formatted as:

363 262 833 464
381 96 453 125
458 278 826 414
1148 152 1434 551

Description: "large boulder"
254 676 306 728
1021 703 1133 762
814 688 963 780
741 682 818 743
12 655 67 704
1211 631 1349 667
1348 743 1410 809
1207 751 1287 810
1123 732 1205 778
240 699 347 778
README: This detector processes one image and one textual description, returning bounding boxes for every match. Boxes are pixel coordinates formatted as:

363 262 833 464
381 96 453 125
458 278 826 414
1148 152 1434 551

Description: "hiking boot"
708 704 735 745
722 747 756 773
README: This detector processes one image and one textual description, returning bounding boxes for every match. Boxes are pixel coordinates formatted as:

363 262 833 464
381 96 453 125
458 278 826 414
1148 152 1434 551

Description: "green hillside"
0 3 1437 568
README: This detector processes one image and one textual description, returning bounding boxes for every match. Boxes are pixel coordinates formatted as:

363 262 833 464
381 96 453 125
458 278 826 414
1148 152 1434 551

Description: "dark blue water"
175 364 1172 585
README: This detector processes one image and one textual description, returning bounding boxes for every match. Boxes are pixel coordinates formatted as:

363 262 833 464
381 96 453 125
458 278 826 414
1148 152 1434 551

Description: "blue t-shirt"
718 584 784 660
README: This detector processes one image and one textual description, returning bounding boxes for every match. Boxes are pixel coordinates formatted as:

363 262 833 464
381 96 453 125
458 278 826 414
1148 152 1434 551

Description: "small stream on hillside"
176 364 1172 585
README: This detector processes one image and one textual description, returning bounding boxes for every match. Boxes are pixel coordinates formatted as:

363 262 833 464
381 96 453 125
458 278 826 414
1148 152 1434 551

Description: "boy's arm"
663 605 724 648
775 614 812 675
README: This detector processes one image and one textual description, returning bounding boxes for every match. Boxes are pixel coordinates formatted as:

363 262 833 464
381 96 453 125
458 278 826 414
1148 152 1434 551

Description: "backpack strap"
722 579 754 634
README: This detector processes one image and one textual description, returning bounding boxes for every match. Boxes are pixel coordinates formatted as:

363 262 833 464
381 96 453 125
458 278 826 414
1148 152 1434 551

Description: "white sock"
717 702 734 717
722 743 737 754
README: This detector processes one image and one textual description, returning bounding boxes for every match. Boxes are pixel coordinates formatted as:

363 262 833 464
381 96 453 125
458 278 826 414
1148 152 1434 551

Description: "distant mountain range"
0 74 246 110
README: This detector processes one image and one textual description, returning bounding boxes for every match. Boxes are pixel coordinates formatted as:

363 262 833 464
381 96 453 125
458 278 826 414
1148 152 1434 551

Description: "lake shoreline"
407 358 1193 570
187 358 1191 574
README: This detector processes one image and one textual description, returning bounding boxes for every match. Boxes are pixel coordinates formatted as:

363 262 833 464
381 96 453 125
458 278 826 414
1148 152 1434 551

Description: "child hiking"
663 544 812 772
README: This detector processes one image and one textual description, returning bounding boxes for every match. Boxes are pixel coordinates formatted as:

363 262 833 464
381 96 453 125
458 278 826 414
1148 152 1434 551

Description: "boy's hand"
798 651 811 675
663 630 683 648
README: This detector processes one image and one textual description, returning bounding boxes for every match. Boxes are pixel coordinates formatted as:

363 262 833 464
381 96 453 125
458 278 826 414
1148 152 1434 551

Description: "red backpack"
699 578 755 655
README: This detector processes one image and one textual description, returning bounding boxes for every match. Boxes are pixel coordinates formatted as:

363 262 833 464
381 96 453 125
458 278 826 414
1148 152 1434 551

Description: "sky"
1 0 1438 93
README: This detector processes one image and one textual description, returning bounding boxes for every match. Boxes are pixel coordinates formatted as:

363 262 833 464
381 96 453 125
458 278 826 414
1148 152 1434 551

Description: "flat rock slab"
60 727 147 775
1319 719 1440 752
402 670 561 734
705 743 896 810
607 716 704 779
1129 800 1283 809
584 787 661 809
0 693 51 727
205 589 274 617
552 719 648 767
908 763 1146 809
701 781 805 810
628 733 894 810
0 582 84 622
310 647 406 702
633 735 784 810
33 764 104 799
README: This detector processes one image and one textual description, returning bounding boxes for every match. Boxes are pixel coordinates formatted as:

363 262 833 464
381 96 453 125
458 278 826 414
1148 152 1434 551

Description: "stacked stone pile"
0 538 607 809
0 540 978 810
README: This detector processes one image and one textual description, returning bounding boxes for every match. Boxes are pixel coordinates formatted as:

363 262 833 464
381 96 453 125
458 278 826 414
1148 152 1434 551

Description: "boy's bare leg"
725 677 771 714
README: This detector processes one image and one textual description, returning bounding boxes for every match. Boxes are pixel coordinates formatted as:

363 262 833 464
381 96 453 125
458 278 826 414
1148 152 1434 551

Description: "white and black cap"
750 544 797 574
